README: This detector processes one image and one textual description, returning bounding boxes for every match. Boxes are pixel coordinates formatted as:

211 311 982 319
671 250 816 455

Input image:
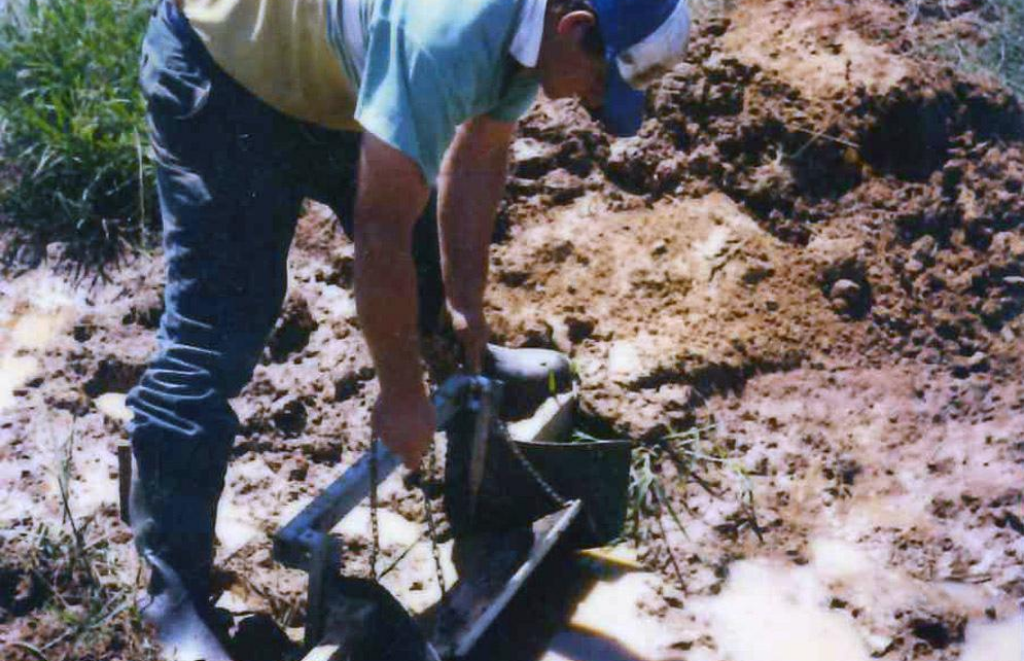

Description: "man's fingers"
402 450 423 471
448 306 489 374
379 435 424 470
391 437 425 470
461 327 488 375
372 391 435 472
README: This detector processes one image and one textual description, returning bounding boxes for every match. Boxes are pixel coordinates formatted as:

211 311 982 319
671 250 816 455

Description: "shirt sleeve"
354 17 457 186
487 74 539 123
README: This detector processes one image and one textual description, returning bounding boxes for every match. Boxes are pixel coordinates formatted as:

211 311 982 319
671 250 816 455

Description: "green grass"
0 0 156 268
576 420 762 586
7 524 156 661
975 0 1024 97
909 0 1024 99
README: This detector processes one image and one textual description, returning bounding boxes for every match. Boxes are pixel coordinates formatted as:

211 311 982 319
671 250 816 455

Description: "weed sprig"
3 428 156 661
906 0 1024 99
578 420 763 587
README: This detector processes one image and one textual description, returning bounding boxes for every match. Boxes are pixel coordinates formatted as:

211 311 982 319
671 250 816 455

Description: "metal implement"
274 371 626 660
465 379 496 524
274 375 483 570
429 501 582 658
445 418 631 547
273 374 484 653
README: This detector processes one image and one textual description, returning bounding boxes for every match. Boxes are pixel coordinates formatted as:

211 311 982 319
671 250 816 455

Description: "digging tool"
273 370 629 660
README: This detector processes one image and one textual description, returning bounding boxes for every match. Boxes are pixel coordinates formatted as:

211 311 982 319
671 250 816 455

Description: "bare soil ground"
1 0 1022 659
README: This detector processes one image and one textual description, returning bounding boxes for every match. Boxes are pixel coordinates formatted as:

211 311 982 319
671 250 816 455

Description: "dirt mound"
488 193 826 438
499 3 1024 400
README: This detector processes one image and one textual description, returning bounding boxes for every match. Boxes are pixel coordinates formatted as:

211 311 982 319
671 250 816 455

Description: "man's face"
537 10 607 112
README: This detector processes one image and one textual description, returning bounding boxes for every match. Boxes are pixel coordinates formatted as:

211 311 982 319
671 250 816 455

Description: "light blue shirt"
331 0 540 184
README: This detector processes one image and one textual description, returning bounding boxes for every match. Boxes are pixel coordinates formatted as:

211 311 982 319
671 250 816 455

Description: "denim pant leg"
126 0 305 582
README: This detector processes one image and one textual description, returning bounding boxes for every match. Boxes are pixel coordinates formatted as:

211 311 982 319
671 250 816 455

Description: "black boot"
130 440 233 661
483 344 573 420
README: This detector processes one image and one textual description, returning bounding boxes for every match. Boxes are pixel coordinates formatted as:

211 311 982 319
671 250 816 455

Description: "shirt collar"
510 0 547 68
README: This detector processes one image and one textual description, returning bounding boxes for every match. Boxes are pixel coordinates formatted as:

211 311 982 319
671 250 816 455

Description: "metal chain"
368 379 565 596
421 436 447 596
369 436 444 595
497 421 569 509
368 439 381 581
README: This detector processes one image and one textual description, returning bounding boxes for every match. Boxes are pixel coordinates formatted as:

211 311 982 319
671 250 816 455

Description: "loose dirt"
1 0 1022 659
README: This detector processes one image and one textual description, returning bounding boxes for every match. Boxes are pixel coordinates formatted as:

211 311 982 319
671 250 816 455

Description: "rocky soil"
1 0 1022 660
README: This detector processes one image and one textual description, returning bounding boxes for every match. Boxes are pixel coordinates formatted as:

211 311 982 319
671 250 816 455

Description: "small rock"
904 258 925 276
866 634 894 655
542 169 586 204
272 398 307 437
830 278 862 301
742 261 775 285
565 315 596 343
84 358 146 397
967 351 990 373
334 374 364 403
828 277 871 318
912 235 937 264
45 241 69 263
72 323 94 342
267 295 317 362
510 138 560 179
910 617 963 649
287 457 309 482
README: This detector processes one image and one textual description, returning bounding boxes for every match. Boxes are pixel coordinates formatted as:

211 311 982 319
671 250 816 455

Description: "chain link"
498 422 569 509
370 436 446 595
369 439 381 581
421 435 447 596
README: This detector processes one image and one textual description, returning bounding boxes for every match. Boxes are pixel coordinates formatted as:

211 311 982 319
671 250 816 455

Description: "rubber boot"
483 344 573 420
130 446 233 661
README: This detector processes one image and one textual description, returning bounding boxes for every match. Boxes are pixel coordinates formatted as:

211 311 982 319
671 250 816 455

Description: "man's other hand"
449 304 489 373
373 386 436 470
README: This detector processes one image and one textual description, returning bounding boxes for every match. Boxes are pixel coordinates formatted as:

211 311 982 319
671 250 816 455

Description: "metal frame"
273 375 493 651
274 373 584 660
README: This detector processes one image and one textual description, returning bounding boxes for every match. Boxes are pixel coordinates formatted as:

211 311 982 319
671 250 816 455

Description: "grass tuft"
906 0 1024 99
973 0 1024 97
0 0 156 269
1 428 157 661
576 420 763 585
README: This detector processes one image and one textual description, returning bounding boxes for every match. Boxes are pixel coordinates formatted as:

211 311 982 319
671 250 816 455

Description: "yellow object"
579 547 645 571
182 0 360 130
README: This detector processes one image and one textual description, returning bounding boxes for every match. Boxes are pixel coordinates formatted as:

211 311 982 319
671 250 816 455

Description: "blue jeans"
127 0 443 556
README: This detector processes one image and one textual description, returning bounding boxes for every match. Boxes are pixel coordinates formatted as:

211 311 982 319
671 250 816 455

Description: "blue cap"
590 0 691 136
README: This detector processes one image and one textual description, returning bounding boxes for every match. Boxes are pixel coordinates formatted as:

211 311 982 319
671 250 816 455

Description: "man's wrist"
378 371 429 400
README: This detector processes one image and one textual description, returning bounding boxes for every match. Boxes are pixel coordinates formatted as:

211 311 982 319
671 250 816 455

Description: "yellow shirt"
182 0 361 130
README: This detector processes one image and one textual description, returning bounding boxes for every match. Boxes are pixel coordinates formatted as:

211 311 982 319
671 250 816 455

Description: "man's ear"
555 9 596 41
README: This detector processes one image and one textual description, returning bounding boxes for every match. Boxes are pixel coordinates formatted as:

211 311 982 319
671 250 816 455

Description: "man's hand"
437 116 515 372
448 305 489 373
373 386 436 470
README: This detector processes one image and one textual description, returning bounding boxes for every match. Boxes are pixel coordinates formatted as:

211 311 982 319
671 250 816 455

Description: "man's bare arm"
437 115 516 371
353 133 434 468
